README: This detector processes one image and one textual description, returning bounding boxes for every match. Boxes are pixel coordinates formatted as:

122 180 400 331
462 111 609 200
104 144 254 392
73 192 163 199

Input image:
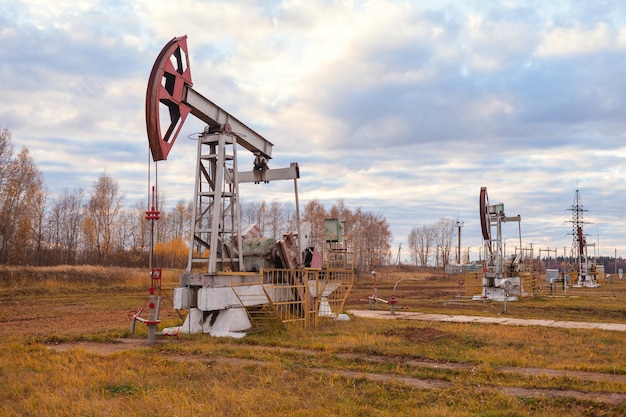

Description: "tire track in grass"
48 340 626 406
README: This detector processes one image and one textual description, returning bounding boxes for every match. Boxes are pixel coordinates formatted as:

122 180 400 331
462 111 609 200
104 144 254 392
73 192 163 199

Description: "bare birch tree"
265 200 284 240
84 173 124 264
408 224 435 267
433 218 456 268
49 188 85 264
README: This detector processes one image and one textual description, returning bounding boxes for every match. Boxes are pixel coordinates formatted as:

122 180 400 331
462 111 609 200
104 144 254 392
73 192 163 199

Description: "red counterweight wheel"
479 186 491 241
146 35 193 161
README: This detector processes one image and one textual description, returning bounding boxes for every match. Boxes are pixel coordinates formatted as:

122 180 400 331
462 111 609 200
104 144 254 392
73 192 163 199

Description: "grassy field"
0 266 625 416
349 269 626 322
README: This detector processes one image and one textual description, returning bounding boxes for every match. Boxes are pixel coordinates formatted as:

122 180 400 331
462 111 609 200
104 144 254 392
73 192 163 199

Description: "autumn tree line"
0 128 393 271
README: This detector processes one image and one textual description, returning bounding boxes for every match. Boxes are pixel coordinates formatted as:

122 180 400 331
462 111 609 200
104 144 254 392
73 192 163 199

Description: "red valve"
145 186 160 220
145 207 160 220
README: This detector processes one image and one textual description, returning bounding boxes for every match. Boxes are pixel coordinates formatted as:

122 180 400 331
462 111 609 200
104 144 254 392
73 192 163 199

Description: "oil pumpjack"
142 36 353 337
474 187 523 301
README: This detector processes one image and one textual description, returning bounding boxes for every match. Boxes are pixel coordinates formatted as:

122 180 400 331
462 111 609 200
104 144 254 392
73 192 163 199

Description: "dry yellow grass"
349 268 626 323
0 265 625 416
0 264 180 288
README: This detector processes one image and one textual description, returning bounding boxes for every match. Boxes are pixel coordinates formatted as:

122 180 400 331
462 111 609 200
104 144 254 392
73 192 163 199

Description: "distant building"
445 263 481 274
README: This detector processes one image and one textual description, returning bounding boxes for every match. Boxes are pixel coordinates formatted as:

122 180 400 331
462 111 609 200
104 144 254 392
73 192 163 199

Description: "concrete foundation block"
232 284 269 306
179 308 204 334
173 287 192 309
197 287 241 311
202 307 251 335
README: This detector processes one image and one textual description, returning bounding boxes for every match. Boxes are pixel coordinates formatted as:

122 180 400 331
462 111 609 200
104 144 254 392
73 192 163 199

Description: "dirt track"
48 339 626 406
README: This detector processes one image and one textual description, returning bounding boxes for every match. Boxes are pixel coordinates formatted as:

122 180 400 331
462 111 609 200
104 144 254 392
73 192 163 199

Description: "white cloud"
3 0 626 258
536 23 616 56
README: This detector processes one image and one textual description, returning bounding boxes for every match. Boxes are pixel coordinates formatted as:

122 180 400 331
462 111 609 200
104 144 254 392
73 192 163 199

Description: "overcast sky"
2 0 626 262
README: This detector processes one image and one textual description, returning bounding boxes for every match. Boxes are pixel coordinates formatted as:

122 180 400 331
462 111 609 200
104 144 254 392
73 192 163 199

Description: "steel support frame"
187 129 244 275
